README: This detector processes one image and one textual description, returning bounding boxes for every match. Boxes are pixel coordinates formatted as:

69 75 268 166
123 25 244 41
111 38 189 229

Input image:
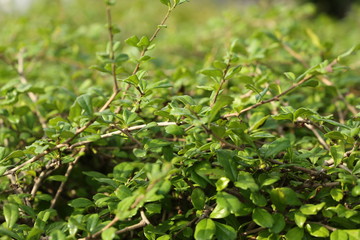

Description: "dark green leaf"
235 171 259 192
252 208 274 228
214 222 236 240
69 198 94 209
191 188 205 210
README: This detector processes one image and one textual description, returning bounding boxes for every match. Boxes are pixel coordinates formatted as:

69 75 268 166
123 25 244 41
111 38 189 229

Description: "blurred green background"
0 0 359 90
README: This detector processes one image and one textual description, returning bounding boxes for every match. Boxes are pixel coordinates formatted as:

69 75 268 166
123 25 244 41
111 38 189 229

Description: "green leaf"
76 94 93 116
194 218 216 240
250 192 267 207
216 192 242 216
330 188 344 202
210 204 230 219
270 213 285 233
191 188 205 210
116 196 138 220
46 175 67 182
137 36 150 48
215 177 230 191
285 227 304 240
86 214 99 234
3 150 25 162
69 198 94 209
159 0 171 6
0 146 6 159
331 230 349 240
208 96 233 123
133 148 147 158
252 208 274 228
300 202 325 215
261 138 290 158
125 35 139 47
26 227 43 240
102 227 117 240
294 107 318 119
306 223 329 238
270 187 301 211
216 150 237 182
4 203 19 229
200 68 223 78
214 222 236 240
330 145 345 166
165 125 184 136
157 235 171 240
249 112 269 131
284 72 296 81
294 211 307 228
235 171 259 192
325 131 346 140
50 230 66 240
0 226 22 240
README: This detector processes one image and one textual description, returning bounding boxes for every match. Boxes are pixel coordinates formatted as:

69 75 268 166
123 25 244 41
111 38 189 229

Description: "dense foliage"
1 0 360 239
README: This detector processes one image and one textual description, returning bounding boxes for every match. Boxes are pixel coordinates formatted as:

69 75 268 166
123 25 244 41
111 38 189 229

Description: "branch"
268 159 321 176
116 211 150 234
4 122 178 175
50 148 85 208
282 42 357 115
223 59 339 118
132 5 176 76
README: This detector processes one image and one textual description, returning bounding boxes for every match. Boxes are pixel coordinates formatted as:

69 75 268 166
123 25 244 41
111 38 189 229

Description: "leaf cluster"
0 1 360 240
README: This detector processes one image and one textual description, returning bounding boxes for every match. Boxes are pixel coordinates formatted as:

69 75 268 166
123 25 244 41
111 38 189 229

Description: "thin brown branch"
223 59 338 118
4 143 68 176
114 125 143 147
299 118 330 150
300 181 340 189
4 121 179 175
282 42 357 115
173 205 214 238
242 227 266 236
30 158 61 198
268 159 321 176
308 221 337 232
50 148 85 208
70 121 178 149
79 216 119 240
132 5 175 76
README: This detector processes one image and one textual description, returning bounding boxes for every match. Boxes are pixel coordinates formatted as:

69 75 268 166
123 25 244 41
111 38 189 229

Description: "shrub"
0 0 360 239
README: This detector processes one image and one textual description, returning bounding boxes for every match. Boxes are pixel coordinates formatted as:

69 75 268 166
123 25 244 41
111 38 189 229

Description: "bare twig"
297 117 330 150
116 211 150 234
